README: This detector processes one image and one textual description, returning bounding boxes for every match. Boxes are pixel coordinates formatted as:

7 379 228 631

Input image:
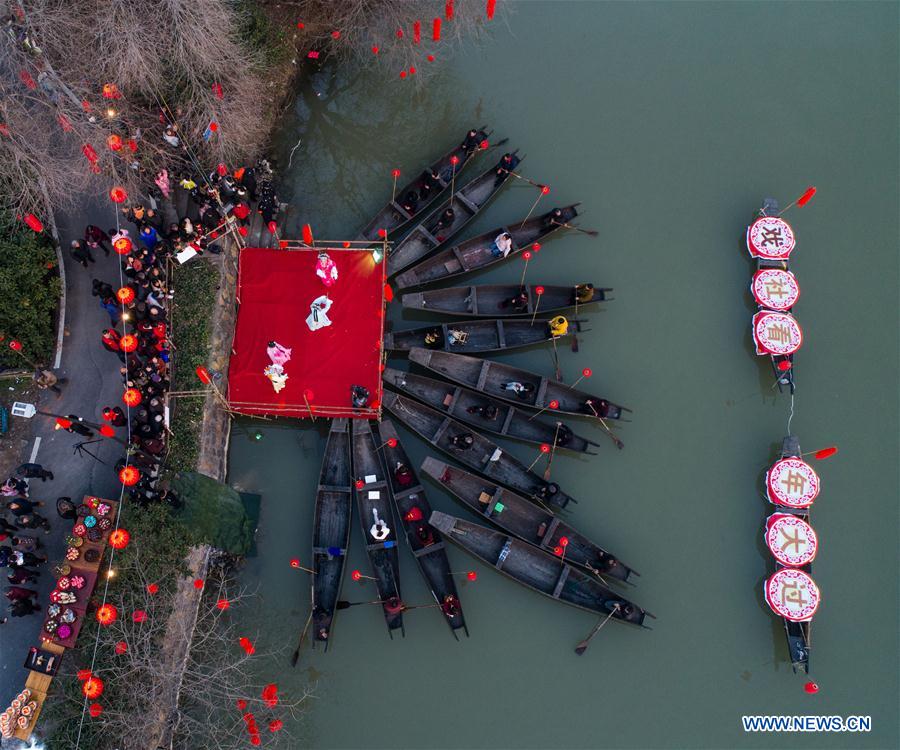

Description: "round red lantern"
109 186 128 203
216 599 230 610
113 236 132 255
96 604 118 626
535 286 545 295
549 400 559 409
99 424 115 438
119 334 138 352
132 609 147 623
540 443 551 453
114 640 128 655
147 583 159 594
117 286 135 304
77 669 93 682
553 545 563 556
8 339 22 351
804 681 819 694
193 578 204 590
582 367 592 378
387 438 398 448
107 134 123 151
467 571 477 581
102 82 120 99
109 528 131 549
351 570 362 581
450 155 459 166
522 251 532 260
122 388 142 407
89 702 103 718
559 536 569 547
119 466 140 486
541 185 550 195
391 168 401 178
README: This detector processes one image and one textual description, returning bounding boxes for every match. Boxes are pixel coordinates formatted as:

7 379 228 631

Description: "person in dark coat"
84 225 111 256
92 279 116 299
16 463 53 481
0 517 16 535
5 586 38 602
6 499 43 516
7 567 39 584
9 549 46 567
14 514 51 534
9 599 39 617
70 239 95 268
494 152 520 186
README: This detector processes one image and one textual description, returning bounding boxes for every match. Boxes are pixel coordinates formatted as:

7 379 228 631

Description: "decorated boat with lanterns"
351 420 404 636
377 420 468 638
383 367 598 453
422 458 635 582
407 347 627 421
383 316 581 354
383 392 577 509
429 512 650 626
386 150 521 277
393 204 580 290
746 198 804 392
400 281 608 318
355 127 490 243
762 435 823 673
311 419 354 650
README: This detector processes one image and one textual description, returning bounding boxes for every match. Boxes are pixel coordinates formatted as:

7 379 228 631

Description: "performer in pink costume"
266 341 292 366
315 252 338 287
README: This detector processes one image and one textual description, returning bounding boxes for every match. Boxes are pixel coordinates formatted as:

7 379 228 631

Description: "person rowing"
419 169 442 200
543 207 566 231
494 153 520 186
460 129 481 156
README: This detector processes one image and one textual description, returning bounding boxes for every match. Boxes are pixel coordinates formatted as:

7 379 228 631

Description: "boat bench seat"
413 541 445 558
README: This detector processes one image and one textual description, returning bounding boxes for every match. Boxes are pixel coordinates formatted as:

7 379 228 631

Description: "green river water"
227 3 899 748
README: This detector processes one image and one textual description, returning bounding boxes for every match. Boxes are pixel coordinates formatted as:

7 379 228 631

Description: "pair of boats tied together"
307 127 651 654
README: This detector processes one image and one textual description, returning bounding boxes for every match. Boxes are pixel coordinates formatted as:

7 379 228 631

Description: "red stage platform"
228 247 385 419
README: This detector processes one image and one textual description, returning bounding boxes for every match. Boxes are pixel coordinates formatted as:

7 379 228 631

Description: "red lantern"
89 703 103 718
239 636 255 655
532 242 541 252
797 187 817 207
331 30 341 39
109 528 130 549
549 400 559 409
109 186 128 203
212 82 224 99
96 604 118 626
77 669 93 682
8 339 22 351
22 213 44 232
535 286 545 295
450 155 459 166
466 571 477 581
413 20 421 43
117 286 135 304
238 226 248 237
409 66 417 75
122 388 142 407
523 251 532 261
193 578 204 590
114 640 128 655
355 480 364 490
302 224 314 245
559 536 569 547
267 220 277 235
541 185 550 195
82 144 98 164
236 699 248 710
113 236 132 255
814 446 838 460
55 418 72 430
387 438 398 448
119 334 138 352
391 168 401 178
540 443 550 453
582 367 592 378
480 139 489 149
553 545 563 556
290 558 301 569
396 28 404 38
372 45 379 54
269 720 284 732
195 366 211 384
427 54 435 62
126 139 137 152
399 70 407 80
804 681 819 694
107 134 123 151
262 683 278 707
777 360 793 371
82 677 104 699
433 17 442 41
209 122 218 132
102 83 120 99
445 0 454 20
216 599 230 610
486 0 497 20
147 583 159 594
119 466 140 486
132 609 147 623
378 228 387 238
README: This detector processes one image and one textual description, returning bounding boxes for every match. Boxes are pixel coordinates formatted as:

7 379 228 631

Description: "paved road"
0 201 125 710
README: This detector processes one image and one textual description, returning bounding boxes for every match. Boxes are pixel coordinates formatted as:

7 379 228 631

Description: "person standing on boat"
573 283 595 304
419 170 442 202
542 207 566 231
460 129 481 157
491 232 513 258
494 153 520 186
394 462 414 488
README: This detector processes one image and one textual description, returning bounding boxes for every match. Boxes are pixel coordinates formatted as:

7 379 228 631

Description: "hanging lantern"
193 578 204 590
195 366 211 384
413 20 421 44
109 528 131 549
82 144 98 164
114 640 128 655
548 400 559 409
8 339 22 351
540 443 551 453
302 224 314 245
102 83 121 99
96 604 118 626
267 220 278 235
216 599 230 610
113 236 133 255
371 45 379 54
238 226 248 237
433 17 442 41
126 139 137 152
77 669 93 682
109 186 128 204
122 388 142 407
147 583 159 594
466 571 477 581
797 186 817 207
559 536 569 547
445 0 454 20
22 213 44 232
487 0 497 20
387 438 398 448
427 54 435 62
82 676 104 699
89 703 103 718
116 286 135 304
107 134 123 151
19 69 37 89
582 367 592 378
351 570 362 581
99 424 115 438
239 636 255 655
553 545 563 556
119 334 138 352
269 720 284 732
119 466 141 486
132 609 147 623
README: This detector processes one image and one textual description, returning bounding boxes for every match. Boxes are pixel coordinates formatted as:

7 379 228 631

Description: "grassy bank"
167 259 220 473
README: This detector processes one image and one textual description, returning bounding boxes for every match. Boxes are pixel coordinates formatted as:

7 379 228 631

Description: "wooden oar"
544 423 561 480
290 610 314 667
575 604 620 655
556 221 598 237
551 335 563 381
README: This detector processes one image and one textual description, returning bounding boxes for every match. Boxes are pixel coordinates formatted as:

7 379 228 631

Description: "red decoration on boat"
549 400 559 409
445 0 455 19
553 545 563 556
559 536 569 547
392 168 401 178
114 640 128 655
109 186 128 203
467 571 477 581
582 367 592 378
212 82 224 99
413 21 421 43
433 18 442 41
797 186 816 207
540 443 551 453
109 529 130 549
147 583 159 594
766 456 820 509
89 703 103 718
535 286 545 295
96 604 118 626
8 339 22 351
122 388 142 406
117 286 135 304
82 677 104 699
814 446 838 460
450 155 459 166
99 424 115 438
387 438 398 447
119 334 138 352
217 599 230 610
541 185 550 195
522 251 532 260
302 224 313 245
378 228 387 238
804 681 819 694
118 466 140 486
195 365 212 384
239 636 255 655
486 0 497 20
279 240 288 249
752 311 802 356
404 507 423 521
55 418 72 429
765 513 817 567
752 268 800 311
343 241 351 248
23 214 44 232
351 570 362 581
132 609 148 623
113 236 132 254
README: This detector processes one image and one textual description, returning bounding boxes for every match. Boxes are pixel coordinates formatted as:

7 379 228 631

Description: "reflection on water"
229 2 898 748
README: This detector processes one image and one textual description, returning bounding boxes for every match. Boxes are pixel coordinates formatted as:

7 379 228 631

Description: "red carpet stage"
228 247 385 419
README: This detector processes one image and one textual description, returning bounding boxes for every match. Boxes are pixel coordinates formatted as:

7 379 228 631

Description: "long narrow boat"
408 347 628 420
422 458 635 583
386 150 521 277
383 367 598 454
401 282 610 318
394 205 580 290
355 127 490 243
311 418 353 650
382 391 577 509
384 317 580 354
429 511 649 626
377 419 468 638
351 419 404 636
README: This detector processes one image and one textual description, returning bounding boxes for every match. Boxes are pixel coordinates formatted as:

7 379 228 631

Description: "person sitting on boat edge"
460 128 481 156
415 523 434 546
502 381 535 399
584 397 610 417
450 432 475 450
394 462 414 488
351 385 370 408
490 231 513 258
494 152 520 186
441 594 460 618
432 206 456 236
423 328 443 349
467 403 499 421
500 289 529 311
313 606 331 641
419 169 442 201
574 283 595 304
554 423 573 447
535 483 560 502
548 316 569 338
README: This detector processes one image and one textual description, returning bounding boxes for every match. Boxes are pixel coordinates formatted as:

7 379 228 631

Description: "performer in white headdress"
306 295 333 331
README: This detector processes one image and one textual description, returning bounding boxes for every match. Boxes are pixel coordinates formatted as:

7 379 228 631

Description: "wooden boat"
384 317 581 354
394 204 579 290
401 282 610 317
382 391 577 509
386 150 521 277
429 512 649 626
355 127 490 243
382 367 598 454
408 347 628 420
421 458 635 583
351 419 404 636
377 419 468 638
311 418 353 650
